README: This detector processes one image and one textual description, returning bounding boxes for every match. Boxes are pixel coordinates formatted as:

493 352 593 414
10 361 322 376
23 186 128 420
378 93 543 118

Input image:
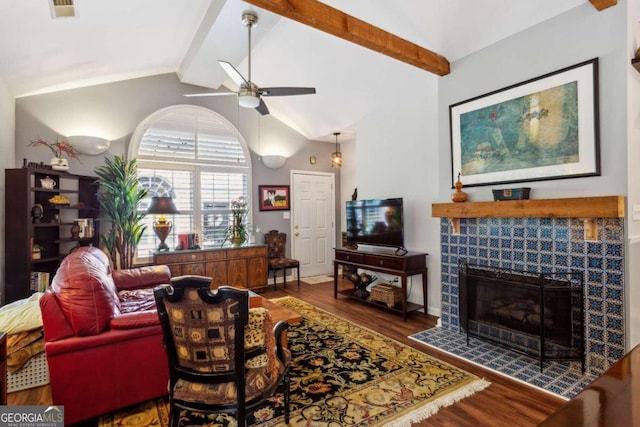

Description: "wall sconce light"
66 135 111 155
331 132 343 168
262 155 286 169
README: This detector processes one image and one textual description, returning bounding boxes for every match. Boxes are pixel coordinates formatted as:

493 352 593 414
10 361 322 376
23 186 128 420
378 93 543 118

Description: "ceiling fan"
185 10 316 116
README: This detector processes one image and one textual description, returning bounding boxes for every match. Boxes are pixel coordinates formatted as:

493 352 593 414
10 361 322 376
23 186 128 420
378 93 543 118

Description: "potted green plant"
223 196 248 247
94 155 148 269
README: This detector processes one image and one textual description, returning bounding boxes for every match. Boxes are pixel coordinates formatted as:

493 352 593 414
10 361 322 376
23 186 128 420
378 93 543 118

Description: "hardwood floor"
8 278 564 426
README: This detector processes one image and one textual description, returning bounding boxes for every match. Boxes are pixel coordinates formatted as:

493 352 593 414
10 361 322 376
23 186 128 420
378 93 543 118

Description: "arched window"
129 105 252 261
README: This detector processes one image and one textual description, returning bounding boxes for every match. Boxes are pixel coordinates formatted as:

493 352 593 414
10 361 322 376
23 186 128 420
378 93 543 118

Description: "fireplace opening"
459 262 584 372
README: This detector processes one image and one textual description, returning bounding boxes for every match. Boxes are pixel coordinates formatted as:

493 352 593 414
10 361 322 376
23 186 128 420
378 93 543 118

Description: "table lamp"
146 196 179 251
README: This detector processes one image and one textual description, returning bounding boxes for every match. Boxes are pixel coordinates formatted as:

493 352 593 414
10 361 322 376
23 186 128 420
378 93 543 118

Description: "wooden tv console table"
333 248 428 320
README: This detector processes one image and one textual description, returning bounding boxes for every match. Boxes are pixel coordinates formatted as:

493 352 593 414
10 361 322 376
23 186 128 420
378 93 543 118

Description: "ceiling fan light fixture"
185 10 315 116
331 132 343 168
238 93 260 109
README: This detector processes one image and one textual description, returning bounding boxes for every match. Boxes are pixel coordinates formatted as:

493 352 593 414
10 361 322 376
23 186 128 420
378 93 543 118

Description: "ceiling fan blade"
184 91 236 98
255 98 270 115
260 87 316 97
218 60 249 88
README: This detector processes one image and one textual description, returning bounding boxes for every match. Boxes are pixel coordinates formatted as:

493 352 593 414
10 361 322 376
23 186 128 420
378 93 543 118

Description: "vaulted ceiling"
0 0 615 142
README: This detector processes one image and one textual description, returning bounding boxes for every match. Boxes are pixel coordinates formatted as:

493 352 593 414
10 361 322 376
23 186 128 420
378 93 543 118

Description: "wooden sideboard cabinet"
153 245 268 291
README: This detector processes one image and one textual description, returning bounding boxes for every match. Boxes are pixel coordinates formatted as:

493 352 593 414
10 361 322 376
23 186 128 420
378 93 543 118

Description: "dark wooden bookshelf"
4 168 100 304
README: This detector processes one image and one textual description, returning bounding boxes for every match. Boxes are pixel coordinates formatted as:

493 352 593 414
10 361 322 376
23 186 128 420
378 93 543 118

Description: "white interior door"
291 171 335 277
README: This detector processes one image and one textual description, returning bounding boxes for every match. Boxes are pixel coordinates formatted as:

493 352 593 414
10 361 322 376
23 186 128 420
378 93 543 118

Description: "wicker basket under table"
370 284 403 308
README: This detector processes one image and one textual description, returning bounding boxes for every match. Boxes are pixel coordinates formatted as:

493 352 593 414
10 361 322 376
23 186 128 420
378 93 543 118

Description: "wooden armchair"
153 275 291 426
264 230 300 289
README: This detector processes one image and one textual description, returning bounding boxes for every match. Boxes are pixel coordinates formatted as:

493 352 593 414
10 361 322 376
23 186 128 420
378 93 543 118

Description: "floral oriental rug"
99 297 489 426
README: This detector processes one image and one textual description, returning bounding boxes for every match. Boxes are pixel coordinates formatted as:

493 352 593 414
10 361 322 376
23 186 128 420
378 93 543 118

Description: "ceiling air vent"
49 0 77 19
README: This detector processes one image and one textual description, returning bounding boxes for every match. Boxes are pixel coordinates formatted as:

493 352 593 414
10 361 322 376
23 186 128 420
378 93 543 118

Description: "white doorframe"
290 170 336 277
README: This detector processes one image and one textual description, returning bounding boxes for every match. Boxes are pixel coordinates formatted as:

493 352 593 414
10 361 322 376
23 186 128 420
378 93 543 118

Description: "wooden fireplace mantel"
432 196 625 219
432 196 625 239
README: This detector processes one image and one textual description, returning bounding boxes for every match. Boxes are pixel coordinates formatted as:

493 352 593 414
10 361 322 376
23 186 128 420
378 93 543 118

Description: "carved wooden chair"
264 230 300 289
153 275 291 426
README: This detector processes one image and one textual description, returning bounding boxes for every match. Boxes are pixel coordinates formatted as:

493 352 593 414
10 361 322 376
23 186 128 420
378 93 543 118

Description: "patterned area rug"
99 297 489 426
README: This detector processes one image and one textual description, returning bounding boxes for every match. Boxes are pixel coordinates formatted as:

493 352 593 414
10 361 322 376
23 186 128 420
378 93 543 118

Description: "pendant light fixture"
331 132 343 168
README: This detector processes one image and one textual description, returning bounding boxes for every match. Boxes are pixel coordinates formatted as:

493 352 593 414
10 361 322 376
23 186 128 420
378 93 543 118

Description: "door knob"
295 232 300 236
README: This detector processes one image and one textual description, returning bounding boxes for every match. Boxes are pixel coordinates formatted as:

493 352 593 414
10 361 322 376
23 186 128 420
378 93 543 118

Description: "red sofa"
39 246 171 425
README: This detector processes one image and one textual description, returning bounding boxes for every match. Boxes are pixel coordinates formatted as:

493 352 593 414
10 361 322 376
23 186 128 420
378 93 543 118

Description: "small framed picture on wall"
258 185 290 211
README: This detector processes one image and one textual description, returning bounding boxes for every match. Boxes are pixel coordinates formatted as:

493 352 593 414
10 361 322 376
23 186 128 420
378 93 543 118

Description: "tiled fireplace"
438 216 624 375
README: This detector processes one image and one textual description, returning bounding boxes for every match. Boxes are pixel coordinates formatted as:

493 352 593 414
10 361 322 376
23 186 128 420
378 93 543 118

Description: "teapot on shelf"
40 176 57 189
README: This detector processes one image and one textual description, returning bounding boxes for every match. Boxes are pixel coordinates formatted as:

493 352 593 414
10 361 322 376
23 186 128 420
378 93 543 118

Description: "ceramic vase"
451 174 468 203
51 157 69 171
232 235 244 247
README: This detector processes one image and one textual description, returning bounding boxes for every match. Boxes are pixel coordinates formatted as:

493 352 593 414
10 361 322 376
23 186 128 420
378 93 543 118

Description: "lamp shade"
146 197 179 215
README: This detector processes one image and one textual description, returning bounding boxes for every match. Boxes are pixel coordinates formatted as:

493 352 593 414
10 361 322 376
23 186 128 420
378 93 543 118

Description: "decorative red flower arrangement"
28 137 81 162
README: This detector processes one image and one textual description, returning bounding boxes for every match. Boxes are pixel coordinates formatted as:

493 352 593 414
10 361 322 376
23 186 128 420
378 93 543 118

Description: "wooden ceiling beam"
243 0 450 76
589 0 617 11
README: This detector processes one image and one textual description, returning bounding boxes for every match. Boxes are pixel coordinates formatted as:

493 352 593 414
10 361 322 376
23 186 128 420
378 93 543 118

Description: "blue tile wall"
439 217 625 375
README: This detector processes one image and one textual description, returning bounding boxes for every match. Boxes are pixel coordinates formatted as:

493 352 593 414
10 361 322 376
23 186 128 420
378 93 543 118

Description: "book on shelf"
30 271 50 292
74 218 94 238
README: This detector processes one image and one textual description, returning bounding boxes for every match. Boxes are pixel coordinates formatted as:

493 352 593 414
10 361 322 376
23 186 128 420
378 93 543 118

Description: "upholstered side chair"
264 230 300 289
154 275 291 426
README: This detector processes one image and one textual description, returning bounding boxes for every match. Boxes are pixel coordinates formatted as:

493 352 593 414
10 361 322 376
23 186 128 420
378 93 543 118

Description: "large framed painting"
258 185 290 211
449 58 600 188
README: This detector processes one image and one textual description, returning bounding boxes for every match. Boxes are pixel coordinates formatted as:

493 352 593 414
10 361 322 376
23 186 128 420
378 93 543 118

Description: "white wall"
0 77 14 302
627 0 640 349
355 70 441 315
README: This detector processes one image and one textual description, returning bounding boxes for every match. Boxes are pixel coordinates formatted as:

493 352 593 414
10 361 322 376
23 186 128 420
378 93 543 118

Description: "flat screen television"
345 198 404 250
